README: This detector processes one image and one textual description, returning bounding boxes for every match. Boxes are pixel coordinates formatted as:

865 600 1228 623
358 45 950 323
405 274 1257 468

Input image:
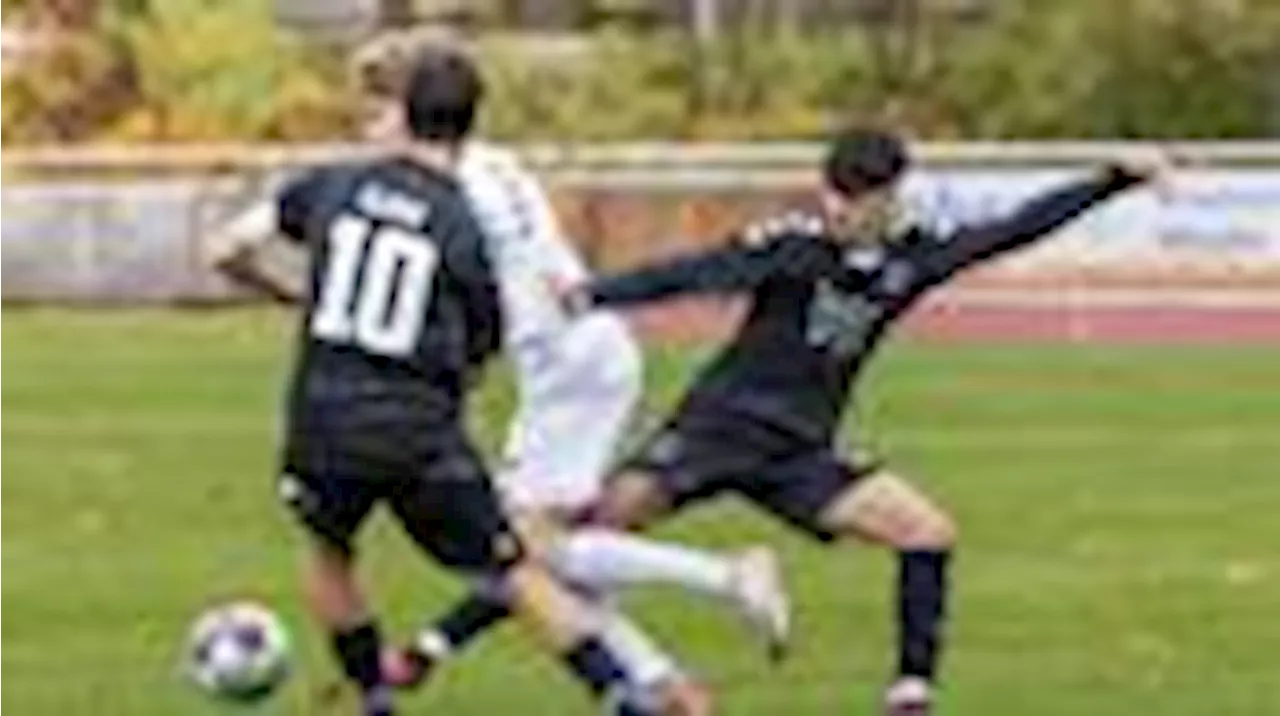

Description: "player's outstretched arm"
202 199 308 303
923 151 1168 279
202 170 331 304
564 234 828 312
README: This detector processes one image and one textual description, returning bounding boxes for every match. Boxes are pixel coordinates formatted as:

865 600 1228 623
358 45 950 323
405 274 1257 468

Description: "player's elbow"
201 233 253 277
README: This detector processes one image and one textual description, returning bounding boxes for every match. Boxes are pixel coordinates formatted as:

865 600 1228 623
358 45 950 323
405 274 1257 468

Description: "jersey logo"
879 259 917 296
805 280 884 357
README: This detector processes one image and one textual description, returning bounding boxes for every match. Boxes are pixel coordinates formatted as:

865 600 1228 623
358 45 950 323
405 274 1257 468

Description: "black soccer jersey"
277 158 501 419
581 172 1140 446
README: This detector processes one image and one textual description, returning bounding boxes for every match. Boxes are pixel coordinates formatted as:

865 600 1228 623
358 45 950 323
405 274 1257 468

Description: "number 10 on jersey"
311 214 440 358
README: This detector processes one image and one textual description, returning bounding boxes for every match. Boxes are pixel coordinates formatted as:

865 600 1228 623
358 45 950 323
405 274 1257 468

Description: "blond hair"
349 28 472 99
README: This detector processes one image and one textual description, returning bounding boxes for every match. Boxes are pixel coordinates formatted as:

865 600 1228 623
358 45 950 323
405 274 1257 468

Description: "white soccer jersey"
456 143 642 509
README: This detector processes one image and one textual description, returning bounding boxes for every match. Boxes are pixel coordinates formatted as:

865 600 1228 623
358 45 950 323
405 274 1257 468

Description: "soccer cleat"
727 546 792 662
883 676 932 716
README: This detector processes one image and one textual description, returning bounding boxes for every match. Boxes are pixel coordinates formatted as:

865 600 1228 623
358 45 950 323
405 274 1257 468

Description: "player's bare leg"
301 542 394 716
816 469 957 716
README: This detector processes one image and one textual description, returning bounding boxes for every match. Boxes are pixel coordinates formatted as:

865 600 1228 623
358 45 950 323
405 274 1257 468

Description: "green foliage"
105 0 353 141
478 31 691 141
2 0 1276 143
932 0 1280 138
0 32 131 144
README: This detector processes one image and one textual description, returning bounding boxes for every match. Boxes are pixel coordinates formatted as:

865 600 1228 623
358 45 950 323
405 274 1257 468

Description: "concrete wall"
5 141 1279 305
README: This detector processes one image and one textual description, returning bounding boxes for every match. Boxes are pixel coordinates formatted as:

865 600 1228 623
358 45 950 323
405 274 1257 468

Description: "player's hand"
545 275 592 318
1103 146 1178 186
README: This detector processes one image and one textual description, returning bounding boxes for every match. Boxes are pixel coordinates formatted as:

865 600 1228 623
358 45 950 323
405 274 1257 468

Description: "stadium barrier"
3 141 1279 340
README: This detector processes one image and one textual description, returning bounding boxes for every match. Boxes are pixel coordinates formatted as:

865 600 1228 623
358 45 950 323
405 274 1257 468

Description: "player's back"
280 157 500 442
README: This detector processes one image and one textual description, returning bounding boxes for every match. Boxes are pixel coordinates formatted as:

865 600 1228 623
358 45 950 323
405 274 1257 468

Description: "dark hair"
403 47 484 141
823 129 910 197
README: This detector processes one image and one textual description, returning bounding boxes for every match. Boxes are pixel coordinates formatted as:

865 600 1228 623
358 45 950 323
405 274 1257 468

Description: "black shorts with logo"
622 412 880 541
279 393 521 572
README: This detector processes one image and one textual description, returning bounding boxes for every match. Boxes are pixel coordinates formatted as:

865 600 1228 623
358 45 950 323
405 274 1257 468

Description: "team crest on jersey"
806 279 884 356
879 259 917 296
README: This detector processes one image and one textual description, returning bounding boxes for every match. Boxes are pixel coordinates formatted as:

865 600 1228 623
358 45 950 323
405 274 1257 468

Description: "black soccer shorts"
279 420 522 572
622 414 881 541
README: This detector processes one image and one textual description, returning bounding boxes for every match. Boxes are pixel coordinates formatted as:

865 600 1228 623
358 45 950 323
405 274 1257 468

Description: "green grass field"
4 308 1278 715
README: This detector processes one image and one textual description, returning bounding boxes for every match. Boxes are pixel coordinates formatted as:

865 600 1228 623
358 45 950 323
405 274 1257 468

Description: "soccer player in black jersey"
411 128 1166 714
234 47 670 716
560 130 1166 714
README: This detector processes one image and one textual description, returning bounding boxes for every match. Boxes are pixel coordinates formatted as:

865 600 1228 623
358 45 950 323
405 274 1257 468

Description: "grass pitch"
3 308 1278 715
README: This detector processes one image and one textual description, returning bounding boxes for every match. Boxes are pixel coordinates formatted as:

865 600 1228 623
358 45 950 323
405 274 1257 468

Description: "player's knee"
502 561 600 648
594 471 668 531
902 506 957 551
305 535 355 573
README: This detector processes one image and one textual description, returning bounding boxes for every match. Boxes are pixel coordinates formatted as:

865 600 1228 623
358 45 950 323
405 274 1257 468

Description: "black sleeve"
920 171 1142 280
582 235 832 308
277 170 327 243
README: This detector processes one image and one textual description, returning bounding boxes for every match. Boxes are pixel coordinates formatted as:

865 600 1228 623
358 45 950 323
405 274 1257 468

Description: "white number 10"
310 214 440 358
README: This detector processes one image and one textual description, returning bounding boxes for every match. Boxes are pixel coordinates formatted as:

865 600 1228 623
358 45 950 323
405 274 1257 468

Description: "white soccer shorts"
498 312 642 511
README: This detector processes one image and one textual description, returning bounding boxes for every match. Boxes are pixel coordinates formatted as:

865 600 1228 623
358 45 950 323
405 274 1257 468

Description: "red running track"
906 302 1280 343
630 296 1280 344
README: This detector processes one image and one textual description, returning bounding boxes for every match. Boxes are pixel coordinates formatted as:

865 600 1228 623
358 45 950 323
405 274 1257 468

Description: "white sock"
547 528 735 599
597 603 681 690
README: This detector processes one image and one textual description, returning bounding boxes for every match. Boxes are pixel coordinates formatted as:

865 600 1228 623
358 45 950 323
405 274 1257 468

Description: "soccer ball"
184 601 291 702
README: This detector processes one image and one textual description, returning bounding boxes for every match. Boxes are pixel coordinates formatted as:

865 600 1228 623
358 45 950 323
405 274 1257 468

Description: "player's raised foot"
727 546 791 662
883 676 932 716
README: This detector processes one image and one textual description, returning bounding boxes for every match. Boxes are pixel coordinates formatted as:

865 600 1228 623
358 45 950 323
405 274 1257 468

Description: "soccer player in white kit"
206 33 789 713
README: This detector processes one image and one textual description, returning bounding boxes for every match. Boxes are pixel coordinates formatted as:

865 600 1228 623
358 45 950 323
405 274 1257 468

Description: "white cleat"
727 546 792 662
883 676 933 716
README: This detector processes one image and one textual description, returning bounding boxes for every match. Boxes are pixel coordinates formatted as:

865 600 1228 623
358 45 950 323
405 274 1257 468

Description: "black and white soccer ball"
184 601 291 703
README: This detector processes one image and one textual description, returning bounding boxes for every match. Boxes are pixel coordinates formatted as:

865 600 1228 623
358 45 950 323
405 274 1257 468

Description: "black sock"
332 622 391 714
897 550 951 681
563 636 629 697
432 591 511 652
